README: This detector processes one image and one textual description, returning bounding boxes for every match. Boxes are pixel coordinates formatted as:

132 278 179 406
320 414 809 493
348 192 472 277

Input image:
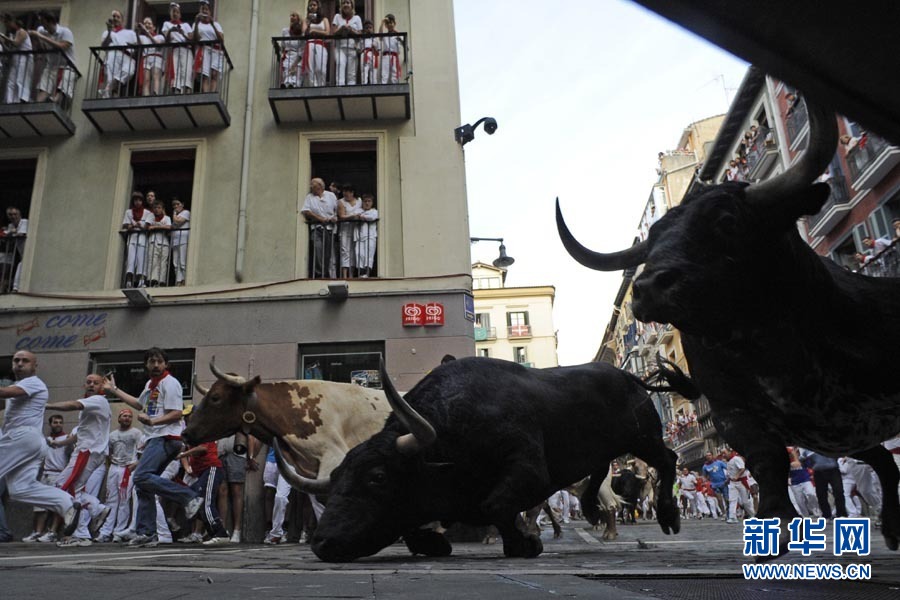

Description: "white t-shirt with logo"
138 374 184 439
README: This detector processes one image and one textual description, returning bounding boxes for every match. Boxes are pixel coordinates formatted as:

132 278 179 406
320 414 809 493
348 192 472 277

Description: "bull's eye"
368 469 387 487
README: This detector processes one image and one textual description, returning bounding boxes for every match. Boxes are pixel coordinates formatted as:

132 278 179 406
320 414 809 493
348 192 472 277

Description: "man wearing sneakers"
263 446 291 544
96 408 142 543
22 414 71 543
0 351 82 539
103 347 202 547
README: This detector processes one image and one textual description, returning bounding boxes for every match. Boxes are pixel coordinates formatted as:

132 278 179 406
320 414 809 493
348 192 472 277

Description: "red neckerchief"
113 25 124 32
131 207 143 223
149 370 170 390
154 213 165 222
170 19 182 25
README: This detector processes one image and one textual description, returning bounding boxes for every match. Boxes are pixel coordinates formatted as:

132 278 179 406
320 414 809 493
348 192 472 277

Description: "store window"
91 348 195 400
299 341 384 387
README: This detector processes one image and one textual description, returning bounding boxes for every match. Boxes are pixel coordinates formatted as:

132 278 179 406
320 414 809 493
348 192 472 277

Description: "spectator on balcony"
337 183 363 279
726 159 740 182
279 11 304 88
302 177 338 278
378 14 402 84
1 206 27 293
332 0 362 86
163 2 194 94
355 193 378 278
136 18 164 96
301 0 330 87
1 13 34 104
146 201 172 287
863 234 892 256
192 0 224 93
30 11 77 107
785 92 799 118
359 20 378 85
892 217 900 241
839 133 860 155
171 198 190 286
100 10 138 98
122 191 152 289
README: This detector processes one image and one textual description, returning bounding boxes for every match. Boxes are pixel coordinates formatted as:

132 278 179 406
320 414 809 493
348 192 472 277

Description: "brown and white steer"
182 358 391 487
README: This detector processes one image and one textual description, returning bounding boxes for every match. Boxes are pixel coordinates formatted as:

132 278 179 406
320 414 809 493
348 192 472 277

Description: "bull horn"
209 356 247 387
272 438 331 495
379 358 436 454
192 374 209 396
744 100 838 207
556 198 648 271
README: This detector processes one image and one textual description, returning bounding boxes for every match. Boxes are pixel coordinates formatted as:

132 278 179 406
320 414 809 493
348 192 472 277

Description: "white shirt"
148 215 172 245
74 395 111 454
44 432 70 471
101 27 138 48
2 376 49 433
138 374 184 439
108 427 142 466
726 455 746 479
123 208 151 229
193 20 223 43
138 33 165 49
678 473 697 491
172 209 190 246
332 13 362 49
162 21 192 43
38 25 76 68
302 191 338 222
355 208 378 239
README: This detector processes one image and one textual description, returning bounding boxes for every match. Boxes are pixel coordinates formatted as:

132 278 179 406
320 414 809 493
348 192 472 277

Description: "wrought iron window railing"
306 219 378 279
119 227 190 289
0 47 81 113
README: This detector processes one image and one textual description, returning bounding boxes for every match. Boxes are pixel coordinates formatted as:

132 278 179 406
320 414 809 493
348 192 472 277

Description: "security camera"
483 118 498 135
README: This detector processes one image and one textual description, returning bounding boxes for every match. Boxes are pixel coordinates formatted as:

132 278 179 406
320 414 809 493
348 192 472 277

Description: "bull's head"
309 360 439 562
181 357 261 445
557 97 838 335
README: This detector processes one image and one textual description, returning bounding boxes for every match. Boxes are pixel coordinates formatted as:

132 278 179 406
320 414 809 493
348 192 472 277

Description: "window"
0 159 36 294
91 349 195 400
830 232 860 270
299 341 384 386
473 277 501 290
123 149 196 288
852 222 869 253
513 346 527 364
869 206 891 240
475 313 491 329
507 311 529 327
477 348 489 358
307 140 378 278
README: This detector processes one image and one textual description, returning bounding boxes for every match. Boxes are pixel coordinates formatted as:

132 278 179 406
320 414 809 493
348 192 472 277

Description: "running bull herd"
184 100 900 561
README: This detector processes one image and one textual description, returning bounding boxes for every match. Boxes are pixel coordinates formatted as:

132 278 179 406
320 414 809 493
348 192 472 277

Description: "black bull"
557 99 900 555
307 357 699 562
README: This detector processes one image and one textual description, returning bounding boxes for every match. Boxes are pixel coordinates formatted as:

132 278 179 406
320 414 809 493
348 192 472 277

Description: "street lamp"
454 117 498 146
470 237 515 269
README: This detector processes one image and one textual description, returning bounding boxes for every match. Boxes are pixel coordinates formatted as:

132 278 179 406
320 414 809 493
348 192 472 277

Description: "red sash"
362 47 379 68
301 40 326 75
60 450 90 495
119 466 132 500
382 51 400 80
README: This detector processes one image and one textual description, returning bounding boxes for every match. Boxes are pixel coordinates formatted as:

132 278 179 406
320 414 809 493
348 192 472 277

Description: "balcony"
745 126 778 179
305 220 378 279
0 234 26 294
119 228 190 288
806 175 851 236
785 98 809 146
846 134 900 190
268 33 410 124
82 41 232 133
0 49 81 137
474 326 496 341
859 240 900 278
507 324 532 339
665 421 702 450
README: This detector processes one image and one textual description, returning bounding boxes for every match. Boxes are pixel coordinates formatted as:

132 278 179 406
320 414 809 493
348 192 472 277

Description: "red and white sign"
424 302 444 327
402 303 425 326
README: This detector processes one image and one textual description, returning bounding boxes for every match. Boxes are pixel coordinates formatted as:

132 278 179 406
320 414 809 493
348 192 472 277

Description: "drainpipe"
235 0 259 282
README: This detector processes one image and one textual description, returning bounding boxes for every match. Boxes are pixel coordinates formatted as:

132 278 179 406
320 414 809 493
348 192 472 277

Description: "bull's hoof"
582 502 601 527
404 529 452 557
657 504 681 535
502 533 543 558
601 529 618 541
880 508 900 551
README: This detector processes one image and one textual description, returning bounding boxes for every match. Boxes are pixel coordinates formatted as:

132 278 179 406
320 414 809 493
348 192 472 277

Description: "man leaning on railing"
0 207 28 293
29 10 78 108
99 9 137 98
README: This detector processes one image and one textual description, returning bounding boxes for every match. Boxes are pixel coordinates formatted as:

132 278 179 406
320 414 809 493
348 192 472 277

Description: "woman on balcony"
337 183 363 279
279 11 303 88
192 0 224 93
301 0 330 87
162 2 193 94
136 18 164 96
1 13 34 104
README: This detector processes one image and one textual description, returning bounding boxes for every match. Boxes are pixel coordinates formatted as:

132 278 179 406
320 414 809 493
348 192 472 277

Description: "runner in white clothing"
97 409 142 542
0 351 81 538
45 374 113 547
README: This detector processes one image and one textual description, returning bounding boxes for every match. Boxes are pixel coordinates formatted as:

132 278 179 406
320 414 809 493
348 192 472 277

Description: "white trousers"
303 43 327 87
172 243 188 283
789 480 819 517
103 51 135 88
704 495 720 518
340 226 356 268
4 54 34 103
681 489 698 515
355 236 376 270
100 464 134 537
147 242 170 283
334 46 358 85
267 474 291 538
125 237 147 277
281 49 301 87
170 47 194 91
0 428 73 516
728 480 755 519
56 450 108 539
845 460 883 516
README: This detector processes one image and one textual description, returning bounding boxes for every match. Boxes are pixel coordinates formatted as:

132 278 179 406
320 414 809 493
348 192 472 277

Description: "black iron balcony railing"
0 48 81 137
845 134 891 182
306 219 378 279
859 239 900 278
805 175 851 232
83 40 232 132
745 125 777 175
119 228 190 289
785 97 809 144
665 421 701 449
268 32 410 123
0 234 26 294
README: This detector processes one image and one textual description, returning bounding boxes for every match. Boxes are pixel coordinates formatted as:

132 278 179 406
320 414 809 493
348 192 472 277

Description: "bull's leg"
494 513 543 558
634 443 680 535
579 470 606 527
602 506 617 540
403 526 453 557
480 462 548 558
852 445 899 551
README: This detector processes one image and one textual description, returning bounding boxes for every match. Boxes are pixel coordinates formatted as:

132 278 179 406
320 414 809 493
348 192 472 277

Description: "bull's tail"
639 357 701 400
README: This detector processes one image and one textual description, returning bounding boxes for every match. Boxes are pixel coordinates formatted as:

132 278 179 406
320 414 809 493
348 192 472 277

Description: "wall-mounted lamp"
122 287 152 308
470 237 515 269
454 117 498 146
319 281 349 302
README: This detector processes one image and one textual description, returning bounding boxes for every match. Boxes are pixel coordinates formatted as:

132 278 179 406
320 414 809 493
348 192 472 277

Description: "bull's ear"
783 182 831 222
242 375 261 394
